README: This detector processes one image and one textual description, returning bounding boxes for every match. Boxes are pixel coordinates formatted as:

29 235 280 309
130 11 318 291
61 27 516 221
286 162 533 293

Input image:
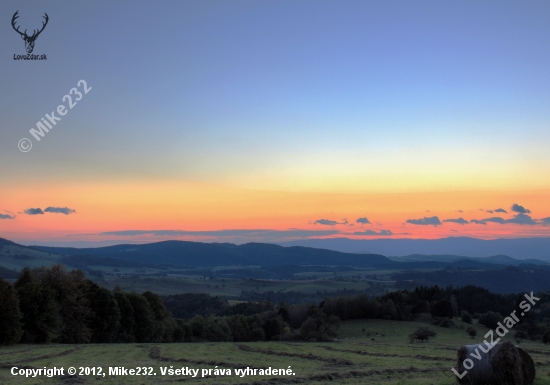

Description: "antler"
11 11 26 37
30 13 49 38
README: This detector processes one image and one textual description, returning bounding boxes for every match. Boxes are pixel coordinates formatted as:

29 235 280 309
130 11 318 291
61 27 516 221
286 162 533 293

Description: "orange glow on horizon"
1 177 549 244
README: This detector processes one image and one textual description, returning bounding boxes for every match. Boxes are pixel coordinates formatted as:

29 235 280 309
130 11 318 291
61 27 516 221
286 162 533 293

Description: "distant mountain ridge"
278 237 550 261
31 241 401 268
27 239 549 268
389 254 548 265
2 237 550 293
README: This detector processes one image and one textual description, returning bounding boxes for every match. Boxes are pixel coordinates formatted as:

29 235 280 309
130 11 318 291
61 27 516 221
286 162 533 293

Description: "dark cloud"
356 217 371 225
442 218 469 225
506 214 537 225
44 207 76 215
353 230 393 236
483 217 506 224
457 210 463 213
474 214 537 226
542 217 550 226
313 219 347 226
494 208 507 213
0 213 15 219
313 219 338 226
486 210 494 213
24 208 44 215
471 220 486 225
511 204 531 214
406 216 442 226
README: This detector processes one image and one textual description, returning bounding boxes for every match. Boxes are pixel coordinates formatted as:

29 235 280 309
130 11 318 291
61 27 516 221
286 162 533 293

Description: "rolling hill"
2 237 550 293
279 237 550 261
31 241 401 268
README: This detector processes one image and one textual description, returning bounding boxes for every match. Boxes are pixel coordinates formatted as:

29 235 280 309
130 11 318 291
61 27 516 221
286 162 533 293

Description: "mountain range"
278 237 550 261
2 236 550 293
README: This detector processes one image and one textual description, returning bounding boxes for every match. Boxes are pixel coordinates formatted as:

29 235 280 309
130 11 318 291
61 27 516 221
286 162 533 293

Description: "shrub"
514 330 528 342
299 307 340 341
478 311 504 329
466 326 477 338
461 310 472 324
543 329 550 344
408 327 437 343
432 318 455 328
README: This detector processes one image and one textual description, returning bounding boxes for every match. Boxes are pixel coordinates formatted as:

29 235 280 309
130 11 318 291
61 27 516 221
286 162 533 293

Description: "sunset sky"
1 1 550 246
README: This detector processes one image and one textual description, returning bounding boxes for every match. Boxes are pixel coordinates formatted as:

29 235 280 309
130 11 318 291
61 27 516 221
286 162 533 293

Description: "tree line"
0 265 339 345
321 284 550 341
2 266 549 345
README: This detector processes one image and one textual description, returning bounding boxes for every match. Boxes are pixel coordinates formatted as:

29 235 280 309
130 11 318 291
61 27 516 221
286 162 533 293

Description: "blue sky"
2 1 550 245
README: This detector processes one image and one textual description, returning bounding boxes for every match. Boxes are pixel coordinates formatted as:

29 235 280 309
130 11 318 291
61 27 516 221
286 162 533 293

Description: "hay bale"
517 346 536 384
455 341 535 385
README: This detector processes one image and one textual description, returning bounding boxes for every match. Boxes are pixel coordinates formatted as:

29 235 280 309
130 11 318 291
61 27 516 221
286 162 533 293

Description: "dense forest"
1 265 549 345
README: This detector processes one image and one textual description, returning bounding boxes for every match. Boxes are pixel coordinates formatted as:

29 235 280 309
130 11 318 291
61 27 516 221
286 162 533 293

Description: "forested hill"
31 241 402 268
279 237 550 260
394 266 550 294
18 239 548 270
0 237 16 247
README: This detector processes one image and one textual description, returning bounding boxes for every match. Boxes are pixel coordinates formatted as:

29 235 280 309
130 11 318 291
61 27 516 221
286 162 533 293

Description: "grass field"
0 246 62 271
2 319 549 385
97 276 393 297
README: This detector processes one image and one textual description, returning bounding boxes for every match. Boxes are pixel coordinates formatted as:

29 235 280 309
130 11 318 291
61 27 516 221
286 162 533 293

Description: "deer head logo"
11 11 49 54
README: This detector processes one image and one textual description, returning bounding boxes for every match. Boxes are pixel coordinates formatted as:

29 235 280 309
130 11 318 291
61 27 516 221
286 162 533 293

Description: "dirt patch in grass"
0 348 32 357
149 346 256 370
0 348 80 368
322 346 454 362
524 348 550 356
235 344 354 366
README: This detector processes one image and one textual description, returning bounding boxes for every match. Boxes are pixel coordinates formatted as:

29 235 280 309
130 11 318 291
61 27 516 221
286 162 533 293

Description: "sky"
1 0 550 246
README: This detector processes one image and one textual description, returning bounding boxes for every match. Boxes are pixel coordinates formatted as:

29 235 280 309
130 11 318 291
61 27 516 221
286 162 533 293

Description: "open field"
2 319 550 385
0 246 62 271
97 276 394 297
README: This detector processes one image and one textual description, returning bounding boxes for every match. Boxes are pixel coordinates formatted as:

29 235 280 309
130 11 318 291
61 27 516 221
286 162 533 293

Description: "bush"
461 310 472 324
514 330 528 342
299 307 340 341
543 329 550 345
408 327 437 343
478 311 503 329
466 327 477 338
514 318 542 339
432 318 455 328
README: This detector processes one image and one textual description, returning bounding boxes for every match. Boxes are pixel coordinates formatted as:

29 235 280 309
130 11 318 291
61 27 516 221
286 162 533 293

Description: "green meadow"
2 319 549 385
